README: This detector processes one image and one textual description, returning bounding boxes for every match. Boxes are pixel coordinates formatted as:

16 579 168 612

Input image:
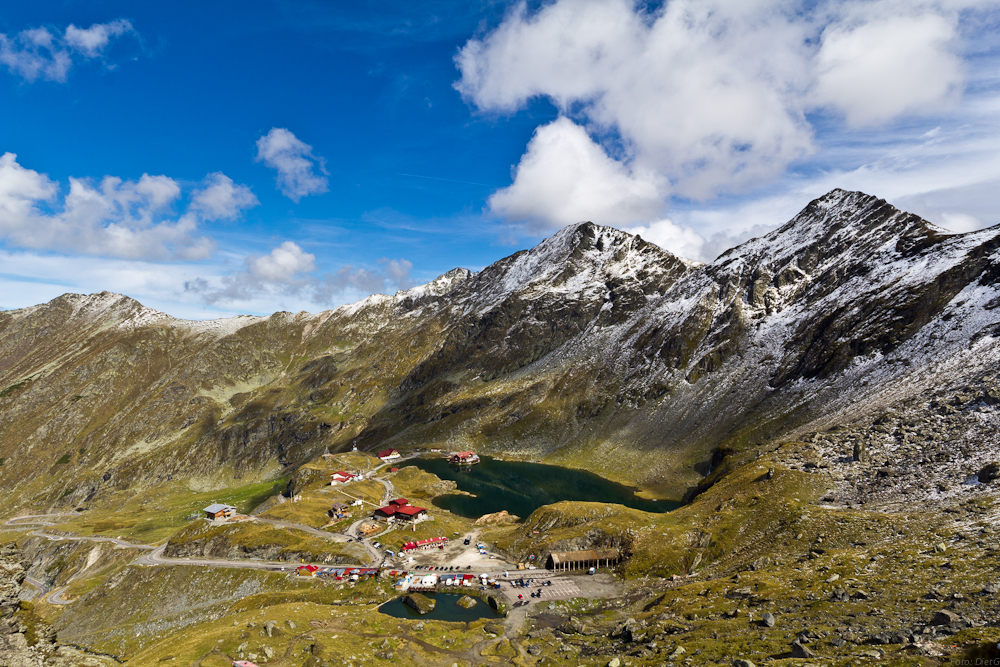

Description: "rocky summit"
1 189 999 665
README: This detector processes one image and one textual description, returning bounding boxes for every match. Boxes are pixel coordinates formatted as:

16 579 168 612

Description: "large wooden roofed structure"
546 548 621 571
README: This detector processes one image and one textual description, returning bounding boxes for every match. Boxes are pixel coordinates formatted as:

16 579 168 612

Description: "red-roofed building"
297 565 319 577
330 470 357 485
449 451 480 465
373 505 400 520
377 449 401 462
393 505 426 521
402 535 446 550
389 498 409 506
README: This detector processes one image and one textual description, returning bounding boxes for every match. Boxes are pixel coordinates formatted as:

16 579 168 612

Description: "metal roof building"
546 548 621 571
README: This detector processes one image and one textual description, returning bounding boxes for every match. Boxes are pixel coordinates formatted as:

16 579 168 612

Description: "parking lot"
499 575 582 603
383 531 513 571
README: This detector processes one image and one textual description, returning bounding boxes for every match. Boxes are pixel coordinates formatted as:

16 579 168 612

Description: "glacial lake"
402 456 680 520
378 593 503 622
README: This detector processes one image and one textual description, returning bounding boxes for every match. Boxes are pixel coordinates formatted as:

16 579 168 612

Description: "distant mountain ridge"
2 189 999 511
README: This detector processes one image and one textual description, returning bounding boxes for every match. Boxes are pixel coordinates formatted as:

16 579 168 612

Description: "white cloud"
255 128 329 202
0 19 136 82
189 173 259 221
0 152 258 261
63 19 134 58
813 13 963 127
246 241 316 283
186 244 414 308
380 258 414 288
489 117 666 230
625 218 707 262
457 0 984 234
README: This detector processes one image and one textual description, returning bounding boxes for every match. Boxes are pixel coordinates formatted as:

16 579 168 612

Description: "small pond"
378 593 503 622
402 456 680 519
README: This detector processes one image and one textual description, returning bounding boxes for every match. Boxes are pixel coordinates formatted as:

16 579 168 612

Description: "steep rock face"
0 543 113 666
568 190 1000 474
2 189 1000 505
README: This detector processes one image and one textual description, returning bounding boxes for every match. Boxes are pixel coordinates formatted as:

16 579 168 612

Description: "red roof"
297 565 318 572
374 506 396 515
389 498 409 506
394 505 426 516
378 449 399 458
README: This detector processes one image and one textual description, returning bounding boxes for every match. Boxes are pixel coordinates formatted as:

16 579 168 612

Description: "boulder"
977 462 1000 483
761 612 776 628
456 595 478 609
790 641 816 658
615 618 644 642
866 631 907 645
732 660 757 667
930 610 961 627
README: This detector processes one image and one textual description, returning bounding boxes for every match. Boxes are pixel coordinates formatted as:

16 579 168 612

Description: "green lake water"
378 593 502 622
402 456 680 519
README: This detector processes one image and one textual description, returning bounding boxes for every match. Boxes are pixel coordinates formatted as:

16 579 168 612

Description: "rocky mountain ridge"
1 189 999 511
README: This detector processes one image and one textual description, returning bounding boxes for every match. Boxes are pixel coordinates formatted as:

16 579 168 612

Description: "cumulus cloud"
0 153 257 261
813 13 963 127
0 19 136 82
247 241 316 283
255 128 329 202
189 173 259 221
489 117 665 230
625 219 708 263
457 0 977 233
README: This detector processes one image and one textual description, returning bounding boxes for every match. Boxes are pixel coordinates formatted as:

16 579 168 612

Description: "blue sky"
1 0 999 318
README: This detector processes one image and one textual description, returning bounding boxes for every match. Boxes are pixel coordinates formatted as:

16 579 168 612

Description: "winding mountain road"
3 462 414 604
3 513 78 527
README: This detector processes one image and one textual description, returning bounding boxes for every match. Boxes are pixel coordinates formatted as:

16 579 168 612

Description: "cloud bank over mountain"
457 0 995 260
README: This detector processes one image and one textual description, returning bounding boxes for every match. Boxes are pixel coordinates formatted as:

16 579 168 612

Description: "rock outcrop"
0 543 113 666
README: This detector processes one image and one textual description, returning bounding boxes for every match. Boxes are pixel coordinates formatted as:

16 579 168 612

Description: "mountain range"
2 188 999 511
